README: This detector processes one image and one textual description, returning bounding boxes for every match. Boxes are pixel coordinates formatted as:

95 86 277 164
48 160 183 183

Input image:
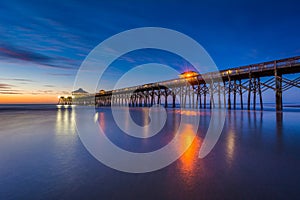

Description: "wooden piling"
233 79 237 109
228 80 231 110
253 78 257 110
239 79 243 110
258 77 263 110
275 69 283 111
248 75 252 110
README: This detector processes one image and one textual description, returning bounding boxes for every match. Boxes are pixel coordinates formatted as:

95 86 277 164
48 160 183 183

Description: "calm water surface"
0 105 300 199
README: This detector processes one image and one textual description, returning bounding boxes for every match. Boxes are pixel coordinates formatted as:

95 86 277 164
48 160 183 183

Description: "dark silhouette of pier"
92 56 300 111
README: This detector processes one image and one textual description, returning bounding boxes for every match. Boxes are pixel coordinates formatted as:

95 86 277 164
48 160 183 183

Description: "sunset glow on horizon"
0 94 60 104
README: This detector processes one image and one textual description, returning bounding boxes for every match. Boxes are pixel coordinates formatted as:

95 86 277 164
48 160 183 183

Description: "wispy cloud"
0 83 23 94
38 90 53 94
0 78 34 82
0 44 51 62
29 90 70 95
47 73 74 77
0 83 14 89
0 43 79 70
43 84 55 87
0 91 22 94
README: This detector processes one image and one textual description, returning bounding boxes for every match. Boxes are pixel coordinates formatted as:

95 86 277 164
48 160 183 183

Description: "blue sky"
0 0 299 103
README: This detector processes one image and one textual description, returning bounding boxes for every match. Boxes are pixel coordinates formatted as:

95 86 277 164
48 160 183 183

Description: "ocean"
0 104 300 199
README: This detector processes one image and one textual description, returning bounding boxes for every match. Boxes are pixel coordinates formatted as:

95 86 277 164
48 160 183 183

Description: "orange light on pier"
99 90 106 95
179 71 199 79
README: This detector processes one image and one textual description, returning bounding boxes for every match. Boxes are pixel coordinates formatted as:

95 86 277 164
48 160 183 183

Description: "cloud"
0 83 23 94
29 89 70 95
0 78 34 82
36 90 54 94
12 78 34 82
0 43 79 70
47 73 74 76
0 44 52 62
0 91 22 94
0 83 14 89
43 84 55 87
61 90 70 95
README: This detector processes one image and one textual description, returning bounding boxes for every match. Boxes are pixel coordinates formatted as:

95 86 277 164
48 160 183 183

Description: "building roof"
72 88 88 94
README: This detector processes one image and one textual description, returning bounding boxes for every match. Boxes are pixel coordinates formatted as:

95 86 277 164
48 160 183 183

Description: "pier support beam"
157 92 161 105
248 75 252 110
210 82 215 109
275 70 283 111
196 85 199 109
172 92 176 108
258 77 263 110
218 82 221 108
233 79 237 109
253 78 257 110
192 86 195 108
199 87 202 108
203 84 207 109
151 89 154 106
188 86 191 108
223 82 226 108
228 80 231 110
164 89 168 108
239 80 243 110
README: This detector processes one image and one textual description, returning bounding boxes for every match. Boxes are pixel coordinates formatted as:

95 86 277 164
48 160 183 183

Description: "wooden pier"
95 56 300 111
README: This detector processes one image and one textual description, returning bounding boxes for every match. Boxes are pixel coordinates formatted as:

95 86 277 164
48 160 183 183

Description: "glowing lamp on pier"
179 71 199 79
99 90 106 95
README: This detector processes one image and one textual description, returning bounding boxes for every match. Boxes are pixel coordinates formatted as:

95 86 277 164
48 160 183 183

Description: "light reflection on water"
226 130 236 166
0 106 300 199
177 124 202 187
55 108 76 135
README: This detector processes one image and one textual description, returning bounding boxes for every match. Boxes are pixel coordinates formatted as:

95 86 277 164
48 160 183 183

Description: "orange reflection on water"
175 110 199 116
176 124 202 185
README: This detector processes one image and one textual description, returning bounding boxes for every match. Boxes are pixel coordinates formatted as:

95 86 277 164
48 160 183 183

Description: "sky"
0 0 300 103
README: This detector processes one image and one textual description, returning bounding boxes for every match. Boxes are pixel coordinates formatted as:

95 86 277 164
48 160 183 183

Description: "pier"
93 56 300 111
